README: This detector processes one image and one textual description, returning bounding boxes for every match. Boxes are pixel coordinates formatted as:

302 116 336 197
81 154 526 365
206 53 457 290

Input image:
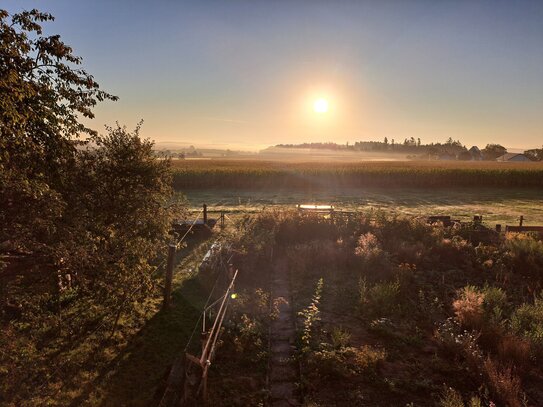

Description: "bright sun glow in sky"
4 1 543 150
313 98 329 114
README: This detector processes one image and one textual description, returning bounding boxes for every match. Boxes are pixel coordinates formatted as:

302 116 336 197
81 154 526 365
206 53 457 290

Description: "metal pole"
163 243 176 310
199 269 238 365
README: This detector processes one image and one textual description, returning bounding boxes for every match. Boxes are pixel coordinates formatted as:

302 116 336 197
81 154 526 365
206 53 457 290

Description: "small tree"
482 144 507 161
524 147 543 161
59 122 182 334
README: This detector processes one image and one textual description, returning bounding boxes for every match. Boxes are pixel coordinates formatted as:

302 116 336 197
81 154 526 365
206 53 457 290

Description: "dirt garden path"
268 257 301 407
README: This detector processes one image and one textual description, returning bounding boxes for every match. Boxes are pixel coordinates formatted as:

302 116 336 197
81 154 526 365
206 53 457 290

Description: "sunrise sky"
5 1 543 150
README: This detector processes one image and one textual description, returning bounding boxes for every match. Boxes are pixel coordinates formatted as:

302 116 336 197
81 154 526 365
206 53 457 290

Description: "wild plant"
453 286 485 329
299 278 324 351
359 277 400 317
329 326 351 349
510 292 543 357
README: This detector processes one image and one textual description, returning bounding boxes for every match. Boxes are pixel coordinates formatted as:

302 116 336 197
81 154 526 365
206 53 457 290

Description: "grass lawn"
184 186 543 226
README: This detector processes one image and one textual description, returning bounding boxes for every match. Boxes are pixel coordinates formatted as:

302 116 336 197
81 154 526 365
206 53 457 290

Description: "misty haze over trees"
276 138 543 161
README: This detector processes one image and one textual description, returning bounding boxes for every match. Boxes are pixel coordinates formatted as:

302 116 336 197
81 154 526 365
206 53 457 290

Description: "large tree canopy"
0 9 117 170
0 9 118 251
1 10 180 403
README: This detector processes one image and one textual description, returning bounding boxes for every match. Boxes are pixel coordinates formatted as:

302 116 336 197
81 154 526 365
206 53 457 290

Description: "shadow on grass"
72 237 215 407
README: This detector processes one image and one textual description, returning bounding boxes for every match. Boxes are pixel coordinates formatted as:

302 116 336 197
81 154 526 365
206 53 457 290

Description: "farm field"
184 187 543 227
172 159 543 189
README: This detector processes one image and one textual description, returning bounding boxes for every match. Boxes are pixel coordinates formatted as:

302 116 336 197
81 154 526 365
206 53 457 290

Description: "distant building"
468 146 482 161
496 153 531 162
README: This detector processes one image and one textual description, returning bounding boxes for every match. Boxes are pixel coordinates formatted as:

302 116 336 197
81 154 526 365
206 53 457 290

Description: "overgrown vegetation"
216 210 543 406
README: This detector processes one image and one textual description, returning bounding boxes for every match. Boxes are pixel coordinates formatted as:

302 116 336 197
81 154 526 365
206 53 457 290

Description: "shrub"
453 286 485 329
505 233 543 280
510 294 543 358
439 388 483 407
287 240 344 277
433 236 474 268
329 327 351 349
497 335 531 369
359 277 400 317
355 232 383 260
306 345 385 382
276 213 339 245
351 345 386 372
439 387 464 407
482 357 523 407
480 285 507 316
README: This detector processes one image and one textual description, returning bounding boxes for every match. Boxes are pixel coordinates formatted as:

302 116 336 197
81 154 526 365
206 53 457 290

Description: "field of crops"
172 159 543 189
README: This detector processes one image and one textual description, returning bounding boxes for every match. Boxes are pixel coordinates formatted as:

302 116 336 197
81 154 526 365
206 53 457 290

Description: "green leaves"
0 10 179 404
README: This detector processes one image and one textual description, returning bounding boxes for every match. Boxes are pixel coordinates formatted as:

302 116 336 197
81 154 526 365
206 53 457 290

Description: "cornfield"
172 160 543 189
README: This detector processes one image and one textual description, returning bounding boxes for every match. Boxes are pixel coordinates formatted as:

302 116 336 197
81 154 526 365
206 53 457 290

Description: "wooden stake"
163 243 176 310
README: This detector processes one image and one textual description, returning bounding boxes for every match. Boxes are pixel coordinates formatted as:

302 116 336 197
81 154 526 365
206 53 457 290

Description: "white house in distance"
496 153 531 162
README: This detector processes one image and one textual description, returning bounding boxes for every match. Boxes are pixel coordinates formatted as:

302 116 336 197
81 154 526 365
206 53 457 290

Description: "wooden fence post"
520 215 524 227
203 204 208 225
163 243 176 310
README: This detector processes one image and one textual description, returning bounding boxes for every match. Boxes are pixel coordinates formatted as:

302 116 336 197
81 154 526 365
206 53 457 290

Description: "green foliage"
439 387 464 407
359 277 400 317
480 285 507 321
510 293 543 355
0 10 180 405
504 233 543 280
299 278 324 351
439 387 483 407
307 344 385 382
482 144 507 161
0 8 117 251
453 285 508 332
329 326 351 349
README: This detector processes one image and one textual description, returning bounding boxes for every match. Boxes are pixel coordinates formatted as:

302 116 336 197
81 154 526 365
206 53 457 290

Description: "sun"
313 98 329 113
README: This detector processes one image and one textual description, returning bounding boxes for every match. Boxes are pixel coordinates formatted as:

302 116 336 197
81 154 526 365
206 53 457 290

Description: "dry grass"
482 357 524 407
497 335 531 369
453 286 485 329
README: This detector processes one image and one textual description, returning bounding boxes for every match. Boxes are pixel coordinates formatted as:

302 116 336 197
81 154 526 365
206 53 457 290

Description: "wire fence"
30 200 228 399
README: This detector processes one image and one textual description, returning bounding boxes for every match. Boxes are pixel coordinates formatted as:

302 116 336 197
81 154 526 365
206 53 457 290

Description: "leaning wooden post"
163 243 176 310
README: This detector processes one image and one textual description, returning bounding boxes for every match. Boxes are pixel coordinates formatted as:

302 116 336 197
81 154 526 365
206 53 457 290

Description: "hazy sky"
5 1 543 150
